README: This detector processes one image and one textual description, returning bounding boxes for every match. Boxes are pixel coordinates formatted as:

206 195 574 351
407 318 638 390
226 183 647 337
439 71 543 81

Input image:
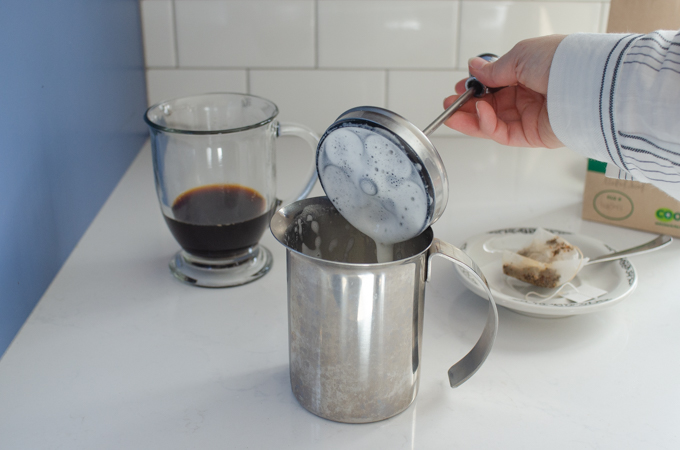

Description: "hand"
443 35 567 149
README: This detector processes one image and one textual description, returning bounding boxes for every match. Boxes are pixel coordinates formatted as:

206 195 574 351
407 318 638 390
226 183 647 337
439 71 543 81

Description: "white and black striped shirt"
548 30 680 200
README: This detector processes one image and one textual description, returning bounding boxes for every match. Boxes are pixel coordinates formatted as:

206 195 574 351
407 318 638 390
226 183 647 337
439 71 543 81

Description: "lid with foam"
316 106 448 245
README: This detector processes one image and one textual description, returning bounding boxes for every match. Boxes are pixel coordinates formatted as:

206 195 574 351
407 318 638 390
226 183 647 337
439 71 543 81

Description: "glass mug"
145 93 318 287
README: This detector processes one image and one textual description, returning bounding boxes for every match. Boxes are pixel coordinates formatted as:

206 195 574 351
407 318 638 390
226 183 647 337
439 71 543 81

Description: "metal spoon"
585 235 673 265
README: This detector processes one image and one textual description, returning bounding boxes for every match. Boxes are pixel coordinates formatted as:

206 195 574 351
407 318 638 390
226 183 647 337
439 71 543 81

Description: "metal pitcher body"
287 241 427 423
271 197 498 423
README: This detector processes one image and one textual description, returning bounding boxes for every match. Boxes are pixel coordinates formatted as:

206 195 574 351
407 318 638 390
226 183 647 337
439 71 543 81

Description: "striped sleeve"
547 30 680 201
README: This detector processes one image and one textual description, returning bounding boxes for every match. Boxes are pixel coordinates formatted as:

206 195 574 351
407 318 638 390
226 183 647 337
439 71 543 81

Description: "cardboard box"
582 160 680 237
606 0 680 33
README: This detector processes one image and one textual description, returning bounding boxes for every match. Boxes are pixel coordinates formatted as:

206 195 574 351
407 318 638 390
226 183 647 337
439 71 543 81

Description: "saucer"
455 228 637 318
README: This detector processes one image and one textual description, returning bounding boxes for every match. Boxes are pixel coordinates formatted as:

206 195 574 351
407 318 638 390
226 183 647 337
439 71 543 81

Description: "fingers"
443 84 563 148
443 94 477 112
443 96 519 146
476 101 498 139
442 97 502 141
454 78 467 94
476 100 510 146
442 96 484 137
467 55 520 90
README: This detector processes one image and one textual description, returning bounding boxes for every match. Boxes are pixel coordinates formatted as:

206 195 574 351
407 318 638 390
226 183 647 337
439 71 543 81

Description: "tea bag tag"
560 284 608 303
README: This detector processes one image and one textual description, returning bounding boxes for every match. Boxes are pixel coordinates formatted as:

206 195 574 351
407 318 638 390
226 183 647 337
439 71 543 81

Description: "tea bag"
501 228 587 288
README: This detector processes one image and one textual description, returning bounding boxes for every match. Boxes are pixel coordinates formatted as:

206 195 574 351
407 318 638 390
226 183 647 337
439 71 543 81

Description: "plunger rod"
422 87 476 136
422 53 499 136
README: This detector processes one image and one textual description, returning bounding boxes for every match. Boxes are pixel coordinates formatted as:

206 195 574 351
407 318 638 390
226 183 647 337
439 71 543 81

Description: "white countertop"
1 137 678 449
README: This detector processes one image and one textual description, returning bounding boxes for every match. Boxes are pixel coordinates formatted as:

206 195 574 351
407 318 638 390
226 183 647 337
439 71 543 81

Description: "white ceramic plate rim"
455 227 638 317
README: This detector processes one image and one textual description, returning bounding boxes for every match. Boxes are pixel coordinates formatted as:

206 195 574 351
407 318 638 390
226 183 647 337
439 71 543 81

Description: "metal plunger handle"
422 53 499 136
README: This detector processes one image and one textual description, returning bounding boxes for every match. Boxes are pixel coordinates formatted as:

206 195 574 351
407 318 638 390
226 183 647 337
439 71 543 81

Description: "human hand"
443 35 567 148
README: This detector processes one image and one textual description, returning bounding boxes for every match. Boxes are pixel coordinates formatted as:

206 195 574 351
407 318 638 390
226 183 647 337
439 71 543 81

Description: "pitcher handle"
276 122 320 204
427 238 499 388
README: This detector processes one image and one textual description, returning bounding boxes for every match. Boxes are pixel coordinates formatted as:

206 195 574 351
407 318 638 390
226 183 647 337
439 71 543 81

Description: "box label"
592 190 634 220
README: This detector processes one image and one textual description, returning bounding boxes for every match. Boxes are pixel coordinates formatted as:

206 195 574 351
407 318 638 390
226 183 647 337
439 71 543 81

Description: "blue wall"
0 1 148 356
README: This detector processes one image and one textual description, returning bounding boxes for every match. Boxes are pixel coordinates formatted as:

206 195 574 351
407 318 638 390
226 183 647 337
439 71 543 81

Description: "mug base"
169 245 273 288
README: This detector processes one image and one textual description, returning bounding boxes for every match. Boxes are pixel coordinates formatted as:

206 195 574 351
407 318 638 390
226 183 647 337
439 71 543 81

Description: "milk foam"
318 125 429 261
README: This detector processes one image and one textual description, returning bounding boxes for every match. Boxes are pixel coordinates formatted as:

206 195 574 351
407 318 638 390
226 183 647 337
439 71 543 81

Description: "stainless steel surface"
586 235 673 265
428 238 498 387
270 197 498 423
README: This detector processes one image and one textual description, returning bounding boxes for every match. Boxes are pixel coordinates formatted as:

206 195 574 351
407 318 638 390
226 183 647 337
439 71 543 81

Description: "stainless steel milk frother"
271 197 499 423
316 54 499 237
276 55 502 422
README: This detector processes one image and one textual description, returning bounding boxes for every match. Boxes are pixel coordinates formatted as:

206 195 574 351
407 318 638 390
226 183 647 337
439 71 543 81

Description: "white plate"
455 228 637 318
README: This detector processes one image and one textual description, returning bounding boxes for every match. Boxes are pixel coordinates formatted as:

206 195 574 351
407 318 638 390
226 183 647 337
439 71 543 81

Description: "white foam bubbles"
318 125 429 258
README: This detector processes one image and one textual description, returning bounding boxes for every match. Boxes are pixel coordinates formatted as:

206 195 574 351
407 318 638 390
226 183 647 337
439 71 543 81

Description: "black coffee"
164 184 271 258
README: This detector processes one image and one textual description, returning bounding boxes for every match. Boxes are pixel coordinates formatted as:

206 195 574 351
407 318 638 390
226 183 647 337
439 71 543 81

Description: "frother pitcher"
271 197 498 423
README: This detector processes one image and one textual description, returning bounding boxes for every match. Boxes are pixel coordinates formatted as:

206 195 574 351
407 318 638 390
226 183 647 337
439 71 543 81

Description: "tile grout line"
140 1 150 106
179 67 466 72
172 0 179 68
456 0 463 70
314 0 319 69
384 70 389 109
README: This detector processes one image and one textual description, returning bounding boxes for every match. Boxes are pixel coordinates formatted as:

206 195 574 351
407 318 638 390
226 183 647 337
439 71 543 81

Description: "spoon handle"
586 235 673 265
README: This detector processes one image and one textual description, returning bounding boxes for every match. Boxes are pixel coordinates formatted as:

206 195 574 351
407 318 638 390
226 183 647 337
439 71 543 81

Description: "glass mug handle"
427 238 499 387
276 122 320 205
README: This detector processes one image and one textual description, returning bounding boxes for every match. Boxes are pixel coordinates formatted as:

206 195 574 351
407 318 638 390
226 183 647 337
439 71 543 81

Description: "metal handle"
427 238 499 388
422 53 499 136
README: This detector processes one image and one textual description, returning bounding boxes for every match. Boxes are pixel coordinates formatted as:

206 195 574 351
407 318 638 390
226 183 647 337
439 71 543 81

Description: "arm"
444 31 680 200
548 30 680 200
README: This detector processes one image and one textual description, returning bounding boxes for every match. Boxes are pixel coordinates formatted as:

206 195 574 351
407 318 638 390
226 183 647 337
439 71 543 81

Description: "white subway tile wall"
141 0 610 135
250 69 386 133
388 70 469 136
146 69 246 105
318 1 459 68
174 1 315 68
459 1 602 66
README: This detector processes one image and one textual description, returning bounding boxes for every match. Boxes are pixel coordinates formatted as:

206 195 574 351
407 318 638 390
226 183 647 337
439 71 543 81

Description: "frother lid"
316 106 448 245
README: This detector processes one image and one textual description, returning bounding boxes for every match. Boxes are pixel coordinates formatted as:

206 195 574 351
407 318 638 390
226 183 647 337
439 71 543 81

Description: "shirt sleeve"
547 30 680 201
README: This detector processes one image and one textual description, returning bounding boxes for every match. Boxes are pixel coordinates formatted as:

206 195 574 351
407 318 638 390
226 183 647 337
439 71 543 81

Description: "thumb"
467 36 566 94
467 55 519 89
